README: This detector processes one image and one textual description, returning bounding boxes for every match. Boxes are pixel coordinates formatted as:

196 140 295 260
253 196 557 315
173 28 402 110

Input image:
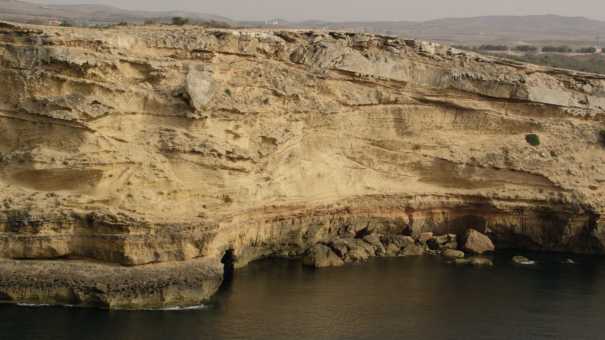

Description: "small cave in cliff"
221 249 235 286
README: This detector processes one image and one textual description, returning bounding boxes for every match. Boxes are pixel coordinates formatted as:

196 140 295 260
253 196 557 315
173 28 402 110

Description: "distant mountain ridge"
1 0 605 43
0 0 230 25
266 15 605 43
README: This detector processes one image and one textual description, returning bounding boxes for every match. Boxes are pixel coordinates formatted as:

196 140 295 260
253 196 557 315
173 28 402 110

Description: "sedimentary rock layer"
0 21 604 308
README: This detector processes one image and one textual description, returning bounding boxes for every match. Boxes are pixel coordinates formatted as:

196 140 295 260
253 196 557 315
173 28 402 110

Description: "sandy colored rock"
469 257 494 267
463 229 496 254
419 232 434 243
512 256 536 265
401 244 425 257
443 249 465 259
303 244 344 268
384 243 401 257
363 234 386 256
0 21 603 308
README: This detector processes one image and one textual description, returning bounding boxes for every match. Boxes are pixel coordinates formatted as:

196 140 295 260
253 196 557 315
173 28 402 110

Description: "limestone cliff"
0 21 604 309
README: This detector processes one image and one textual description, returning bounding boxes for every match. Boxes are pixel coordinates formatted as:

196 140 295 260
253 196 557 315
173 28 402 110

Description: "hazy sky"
39 0 605 21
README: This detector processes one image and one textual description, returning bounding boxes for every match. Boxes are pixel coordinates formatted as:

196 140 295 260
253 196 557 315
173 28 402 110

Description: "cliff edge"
0 21 604 308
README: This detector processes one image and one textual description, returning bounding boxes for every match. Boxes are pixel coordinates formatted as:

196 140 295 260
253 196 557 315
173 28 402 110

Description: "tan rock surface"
0 22 604 308
463 229 496 254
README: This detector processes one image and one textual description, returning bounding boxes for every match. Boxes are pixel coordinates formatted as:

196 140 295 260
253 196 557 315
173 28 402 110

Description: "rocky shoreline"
302 228 498 268
0 226 579 310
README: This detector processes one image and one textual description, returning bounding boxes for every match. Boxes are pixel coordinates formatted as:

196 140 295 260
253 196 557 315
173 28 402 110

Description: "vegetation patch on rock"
525 134 541 146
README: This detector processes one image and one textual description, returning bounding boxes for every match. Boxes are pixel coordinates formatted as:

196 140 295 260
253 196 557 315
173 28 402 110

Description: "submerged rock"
454 258 471 265
463 229 495 255
442 249 465 259
303 244 345 268
512 256 536 265
384 243 402 257
453 256 493 267
469 257 494 267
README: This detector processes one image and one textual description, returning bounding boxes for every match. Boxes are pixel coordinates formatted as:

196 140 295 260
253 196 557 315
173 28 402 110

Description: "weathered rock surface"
0 258 222 309
0 21 604 308
443 249 465 259
303 244 344 268
463 229 496 254
469 257 494 267
512 256 536 265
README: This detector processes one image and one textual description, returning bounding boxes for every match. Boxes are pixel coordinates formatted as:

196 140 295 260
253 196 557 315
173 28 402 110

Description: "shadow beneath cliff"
220 249 235 291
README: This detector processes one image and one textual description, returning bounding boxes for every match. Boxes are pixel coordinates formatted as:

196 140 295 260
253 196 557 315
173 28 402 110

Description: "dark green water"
2 253 605 340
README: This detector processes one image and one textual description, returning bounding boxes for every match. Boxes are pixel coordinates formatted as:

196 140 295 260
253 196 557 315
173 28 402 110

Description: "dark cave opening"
221 249 235 286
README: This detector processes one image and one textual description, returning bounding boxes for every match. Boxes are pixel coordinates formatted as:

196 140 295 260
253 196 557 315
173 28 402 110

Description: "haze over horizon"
33 0 605 22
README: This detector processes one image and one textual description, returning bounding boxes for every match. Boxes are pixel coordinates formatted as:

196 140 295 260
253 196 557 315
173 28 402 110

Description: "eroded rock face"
0 22 604 308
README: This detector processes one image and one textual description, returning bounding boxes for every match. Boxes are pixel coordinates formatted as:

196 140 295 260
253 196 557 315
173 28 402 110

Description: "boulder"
419 232 434 243
469 256 494 267
454 258 471 265
185 65 215 112
427 234 458 251
356 239 376 257
442 249 465 259
382 235 415 248
512 256 536 265
329 238 350 258
302 244 344 268
384 243 401 257
381 235 415 256
435 234 458 250
463 229 495 254
329 238 373 263
400 243 425 256
363 234 386 256
346 246 370 262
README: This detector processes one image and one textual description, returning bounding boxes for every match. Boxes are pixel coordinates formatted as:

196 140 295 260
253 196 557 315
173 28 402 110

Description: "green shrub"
542 45 572 53
171 17 189 26
576 47 597 54
478 44 509 51
525 134 541 146
513 45 538 53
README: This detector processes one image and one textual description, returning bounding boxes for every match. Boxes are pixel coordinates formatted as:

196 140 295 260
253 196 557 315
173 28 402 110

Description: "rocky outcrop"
303 244 344 268
443 249 465 259
463 229 496 254
0 21 604 309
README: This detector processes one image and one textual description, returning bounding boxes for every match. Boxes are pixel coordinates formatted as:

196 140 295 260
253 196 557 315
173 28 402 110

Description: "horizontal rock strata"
0 21 604 308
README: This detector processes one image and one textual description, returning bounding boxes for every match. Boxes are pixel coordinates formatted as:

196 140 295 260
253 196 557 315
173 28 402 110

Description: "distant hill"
0 0 231 25
1 1 605 44
254 15 605 44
